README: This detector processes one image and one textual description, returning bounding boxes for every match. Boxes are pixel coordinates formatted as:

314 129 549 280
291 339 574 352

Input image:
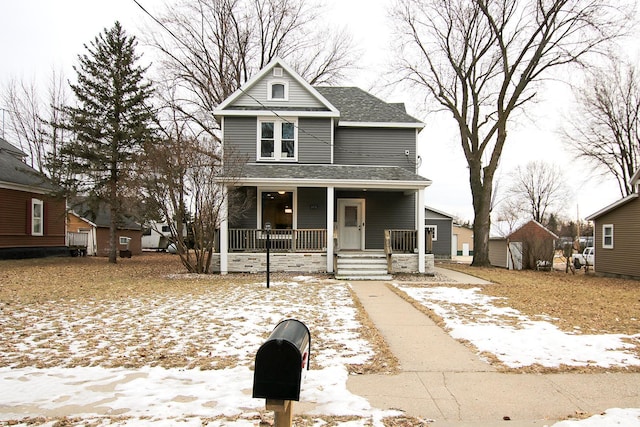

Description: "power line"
131 0 421 165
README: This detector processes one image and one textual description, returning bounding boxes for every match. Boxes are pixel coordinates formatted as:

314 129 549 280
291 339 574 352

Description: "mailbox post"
265 222 271 289
253 319 311 427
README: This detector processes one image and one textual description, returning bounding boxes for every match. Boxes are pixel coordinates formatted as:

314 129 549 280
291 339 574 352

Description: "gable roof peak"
214 57 339 115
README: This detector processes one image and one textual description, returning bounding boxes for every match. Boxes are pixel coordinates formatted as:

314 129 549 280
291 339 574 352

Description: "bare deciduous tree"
563 57 640 196
142 81 250 273
1 71 70 178
503 160 569 225
2 78 47 172
392 0 632 266
144 0 356 132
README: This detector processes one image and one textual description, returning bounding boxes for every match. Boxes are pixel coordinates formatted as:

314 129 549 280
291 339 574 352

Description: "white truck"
572 247 594 269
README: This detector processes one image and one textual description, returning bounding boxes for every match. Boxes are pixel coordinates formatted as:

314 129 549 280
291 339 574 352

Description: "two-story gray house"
213 58 433 278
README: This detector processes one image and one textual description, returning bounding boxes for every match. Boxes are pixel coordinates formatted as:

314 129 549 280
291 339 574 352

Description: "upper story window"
268 80 288 101
31 198 43 236
258 118 297 161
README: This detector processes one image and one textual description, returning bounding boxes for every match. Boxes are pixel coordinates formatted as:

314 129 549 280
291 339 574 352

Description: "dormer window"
268 80 288 101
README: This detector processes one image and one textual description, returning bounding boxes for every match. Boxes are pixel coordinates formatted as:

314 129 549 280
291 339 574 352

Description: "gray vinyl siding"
337 190 415 250
224 117 257 160
592 197 640 279
334 128 417 169
425 208 453 258
234 69 326 109
298 118 332 164
297 188 327 228
224 117 331 164
426 219 452 258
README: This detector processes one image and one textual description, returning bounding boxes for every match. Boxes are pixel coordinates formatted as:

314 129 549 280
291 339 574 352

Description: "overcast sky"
0 0 633 223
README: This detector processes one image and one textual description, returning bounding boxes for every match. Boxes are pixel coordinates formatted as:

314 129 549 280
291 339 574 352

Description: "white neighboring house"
142 222 172 251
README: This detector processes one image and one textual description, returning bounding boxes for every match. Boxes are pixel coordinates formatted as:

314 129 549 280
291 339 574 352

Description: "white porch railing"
384 229 433 254
229 229 327 252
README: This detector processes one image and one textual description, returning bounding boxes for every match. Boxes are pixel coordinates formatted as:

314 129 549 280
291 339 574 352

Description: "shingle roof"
315 87 423 125
231 163 431 188
0 137 55 190
71 200 142 230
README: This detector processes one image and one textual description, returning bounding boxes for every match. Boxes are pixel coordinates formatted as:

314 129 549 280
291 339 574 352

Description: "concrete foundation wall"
212 253 327 273
391 253 435 275
211 252 435 275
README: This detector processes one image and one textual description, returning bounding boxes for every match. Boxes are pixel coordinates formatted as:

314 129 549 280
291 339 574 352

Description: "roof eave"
586 193 639 220
226 177 432 190
0 180 57 195
338 121 425 129
214 109 340 118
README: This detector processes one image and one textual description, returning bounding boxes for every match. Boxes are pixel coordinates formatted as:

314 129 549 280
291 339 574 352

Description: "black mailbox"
253 319 311 401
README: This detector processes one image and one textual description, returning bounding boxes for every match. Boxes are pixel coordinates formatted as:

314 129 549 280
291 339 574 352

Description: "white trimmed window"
259 189 296 230
602 224 613 249
426 225 438 241
31 198 43 236
258 118 297 161
267 80 288 101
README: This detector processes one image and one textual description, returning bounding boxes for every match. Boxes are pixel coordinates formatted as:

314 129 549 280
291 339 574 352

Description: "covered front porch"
216 163 432 276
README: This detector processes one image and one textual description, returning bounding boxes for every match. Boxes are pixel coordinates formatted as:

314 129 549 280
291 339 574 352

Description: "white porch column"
326 186 335 273
417 189 425 273
220 185 229 275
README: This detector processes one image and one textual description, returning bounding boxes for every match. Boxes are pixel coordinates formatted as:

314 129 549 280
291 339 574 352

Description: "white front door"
338 199 365 250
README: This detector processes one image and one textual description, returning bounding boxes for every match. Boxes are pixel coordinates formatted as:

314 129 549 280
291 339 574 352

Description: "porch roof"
227 163 432 190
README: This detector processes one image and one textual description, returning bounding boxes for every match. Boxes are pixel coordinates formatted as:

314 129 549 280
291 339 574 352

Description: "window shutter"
43 201 49 235
26 199 32 235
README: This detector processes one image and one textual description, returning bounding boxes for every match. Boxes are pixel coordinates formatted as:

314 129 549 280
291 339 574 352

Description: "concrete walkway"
346 268 640 426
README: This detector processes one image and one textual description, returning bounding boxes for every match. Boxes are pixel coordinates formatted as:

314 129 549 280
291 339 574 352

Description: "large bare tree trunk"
393 0 631 267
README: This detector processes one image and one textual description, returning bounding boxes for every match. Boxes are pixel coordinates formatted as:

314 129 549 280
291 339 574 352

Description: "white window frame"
31 198 44 236
267 80 289 101
257 117 298 161
119 236 130 245
257 188 298 230
602 224 614 249
426 225 438 241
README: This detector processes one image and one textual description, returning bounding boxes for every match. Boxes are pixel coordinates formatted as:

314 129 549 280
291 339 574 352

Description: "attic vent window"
273 67 283 77
268 80 288 101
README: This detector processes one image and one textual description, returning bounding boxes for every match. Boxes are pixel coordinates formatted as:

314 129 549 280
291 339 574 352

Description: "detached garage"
425 206 453 259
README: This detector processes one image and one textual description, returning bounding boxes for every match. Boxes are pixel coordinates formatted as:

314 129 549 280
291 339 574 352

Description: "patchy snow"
1 276 639 426
551 408 640 426
393 284 640 369
0 277 396 426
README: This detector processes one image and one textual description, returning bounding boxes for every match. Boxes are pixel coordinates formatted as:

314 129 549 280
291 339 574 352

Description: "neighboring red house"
489 220 557 270
0 137 67 259
68 204 143 257
586 169 640 280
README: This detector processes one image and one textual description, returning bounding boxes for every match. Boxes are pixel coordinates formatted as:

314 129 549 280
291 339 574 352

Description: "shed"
69 203 143 257
489 220 558 270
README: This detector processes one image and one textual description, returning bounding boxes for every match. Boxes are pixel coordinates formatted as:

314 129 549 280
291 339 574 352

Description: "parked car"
572 247 594 269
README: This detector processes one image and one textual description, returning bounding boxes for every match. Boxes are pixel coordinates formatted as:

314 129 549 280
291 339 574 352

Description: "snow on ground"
1 276 639 426
1 277 396 426
393 284 640 369
551 408 640 426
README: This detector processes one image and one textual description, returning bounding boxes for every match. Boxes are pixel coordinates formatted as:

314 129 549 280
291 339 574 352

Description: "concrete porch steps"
335 252 392 280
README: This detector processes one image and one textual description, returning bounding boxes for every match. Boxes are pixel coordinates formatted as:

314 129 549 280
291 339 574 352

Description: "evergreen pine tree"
60 22 155 263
